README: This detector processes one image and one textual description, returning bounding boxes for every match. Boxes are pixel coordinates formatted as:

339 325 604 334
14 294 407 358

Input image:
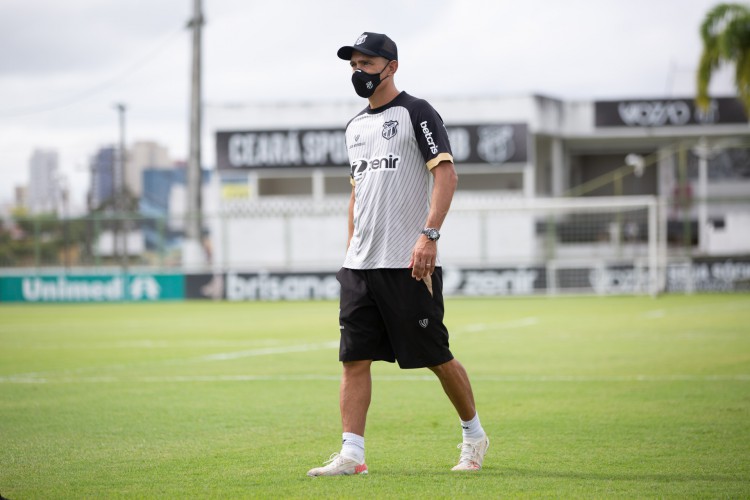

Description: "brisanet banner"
184 258 750 300
0 274 185 303
215 124 528 170
186 272 340 301
185 268 547 301
595 97 747 127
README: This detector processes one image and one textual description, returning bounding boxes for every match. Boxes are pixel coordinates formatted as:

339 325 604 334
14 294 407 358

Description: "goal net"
440 195 662 296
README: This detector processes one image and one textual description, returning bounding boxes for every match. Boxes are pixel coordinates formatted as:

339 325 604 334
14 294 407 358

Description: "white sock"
461 413 485 441
341 432 365 463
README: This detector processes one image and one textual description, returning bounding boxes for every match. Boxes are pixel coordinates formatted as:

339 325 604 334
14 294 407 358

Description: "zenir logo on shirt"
382 120 398 140
350 154 401 181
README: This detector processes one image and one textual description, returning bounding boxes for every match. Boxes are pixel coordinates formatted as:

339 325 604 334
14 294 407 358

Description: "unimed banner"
0 274 185 303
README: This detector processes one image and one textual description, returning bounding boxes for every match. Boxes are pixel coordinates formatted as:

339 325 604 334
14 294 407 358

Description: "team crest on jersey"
382 120 398 140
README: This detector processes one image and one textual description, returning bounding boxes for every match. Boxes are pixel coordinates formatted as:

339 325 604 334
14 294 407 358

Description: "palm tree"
696 3 750 112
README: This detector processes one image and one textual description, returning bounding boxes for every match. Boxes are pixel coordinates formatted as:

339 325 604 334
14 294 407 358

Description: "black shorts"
337 267 454 369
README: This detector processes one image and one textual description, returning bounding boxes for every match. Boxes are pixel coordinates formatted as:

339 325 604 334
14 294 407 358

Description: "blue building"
140 167 212 251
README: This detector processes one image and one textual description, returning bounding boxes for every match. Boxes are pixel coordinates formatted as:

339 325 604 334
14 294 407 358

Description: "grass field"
1 294 749 498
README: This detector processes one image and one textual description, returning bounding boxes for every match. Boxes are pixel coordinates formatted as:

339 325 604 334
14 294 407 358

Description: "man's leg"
429 358 489 471
341 360 372 436
307 360 372 477
428 358 475 421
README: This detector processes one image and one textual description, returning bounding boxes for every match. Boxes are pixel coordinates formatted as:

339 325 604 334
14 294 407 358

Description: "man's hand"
409 235 437 281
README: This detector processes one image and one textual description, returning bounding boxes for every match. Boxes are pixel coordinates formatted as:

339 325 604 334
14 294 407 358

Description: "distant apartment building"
27 149 60 214
126 141 171 198
89 146 116 210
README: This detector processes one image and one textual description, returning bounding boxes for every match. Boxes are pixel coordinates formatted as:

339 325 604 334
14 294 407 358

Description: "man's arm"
410 160 458 280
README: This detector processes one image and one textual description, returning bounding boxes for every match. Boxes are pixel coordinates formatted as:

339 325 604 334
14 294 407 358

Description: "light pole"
114 103 128 273
184 0 205 267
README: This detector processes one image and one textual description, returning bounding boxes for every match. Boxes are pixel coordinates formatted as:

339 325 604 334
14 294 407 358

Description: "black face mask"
351 61 391 98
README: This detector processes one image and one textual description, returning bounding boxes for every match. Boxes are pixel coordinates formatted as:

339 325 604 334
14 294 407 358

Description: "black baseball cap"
337 32 398 61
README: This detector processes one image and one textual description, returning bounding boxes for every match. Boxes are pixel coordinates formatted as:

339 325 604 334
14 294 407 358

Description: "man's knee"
343 359 372 376
428 358 459 377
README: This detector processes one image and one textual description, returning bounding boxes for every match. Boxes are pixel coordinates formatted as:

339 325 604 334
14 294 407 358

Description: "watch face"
424 228 440 240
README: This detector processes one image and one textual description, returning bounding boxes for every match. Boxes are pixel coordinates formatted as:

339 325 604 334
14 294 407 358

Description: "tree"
696 3 750 112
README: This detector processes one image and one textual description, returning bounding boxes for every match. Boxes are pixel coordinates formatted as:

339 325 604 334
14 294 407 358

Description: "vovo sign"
595 97 747 127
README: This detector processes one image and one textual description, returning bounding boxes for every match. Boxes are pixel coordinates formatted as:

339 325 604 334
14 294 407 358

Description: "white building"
206 94 750 202
188 94 750 294
27 149 61 214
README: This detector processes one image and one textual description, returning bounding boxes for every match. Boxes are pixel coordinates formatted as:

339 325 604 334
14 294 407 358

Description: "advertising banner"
5 259 745 304
665 258 750 293
595 97 747 127
185 268 548 301
442 266 546 296
0 274 185 303
186 272 340 301
560 258 750 294
216 124 528 170
184 259 746 299
185 273 226 300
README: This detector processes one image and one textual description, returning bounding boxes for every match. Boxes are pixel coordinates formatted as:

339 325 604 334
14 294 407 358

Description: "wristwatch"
421 227 440 241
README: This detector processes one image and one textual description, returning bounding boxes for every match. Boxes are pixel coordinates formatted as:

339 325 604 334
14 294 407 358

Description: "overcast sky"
0 0 737 210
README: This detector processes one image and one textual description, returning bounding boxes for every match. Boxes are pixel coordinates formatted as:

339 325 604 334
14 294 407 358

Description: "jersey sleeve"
410 100 454 170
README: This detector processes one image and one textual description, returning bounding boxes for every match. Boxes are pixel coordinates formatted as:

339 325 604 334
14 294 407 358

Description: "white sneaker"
307 453 368 477
451 434 489 471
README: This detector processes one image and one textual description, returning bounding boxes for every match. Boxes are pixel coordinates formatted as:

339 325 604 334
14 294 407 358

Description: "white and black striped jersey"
343 91 454 269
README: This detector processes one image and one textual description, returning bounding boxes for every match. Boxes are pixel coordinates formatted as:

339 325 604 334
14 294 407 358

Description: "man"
307 32 489 477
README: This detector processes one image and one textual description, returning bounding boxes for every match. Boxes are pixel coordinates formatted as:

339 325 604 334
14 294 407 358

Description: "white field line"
3 341 339 382
642 309 666 319
2 373 748 384
6 317 538 351
456 317 539 334
191 342 339 362
6 339 288 350
2 318 536 381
